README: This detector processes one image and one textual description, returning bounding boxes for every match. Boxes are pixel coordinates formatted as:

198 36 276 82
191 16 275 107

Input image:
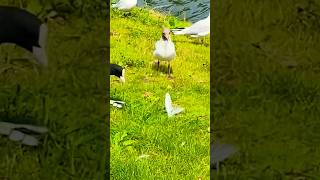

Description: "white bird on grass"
172 14 210 38
165 93 184 117
153 28 176 78
112 0 137 10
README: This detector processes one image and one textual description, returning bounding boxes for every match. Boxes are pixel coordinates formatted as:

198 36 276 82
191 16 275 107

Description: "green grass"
0 12 107 179
110 8 210 179
213 0 320 178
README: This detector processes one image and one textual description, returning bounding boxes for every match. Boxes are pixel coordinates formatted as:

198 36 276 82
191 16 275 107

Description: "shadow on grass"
0 116 35 125
173 38 210 47
150 60 173 74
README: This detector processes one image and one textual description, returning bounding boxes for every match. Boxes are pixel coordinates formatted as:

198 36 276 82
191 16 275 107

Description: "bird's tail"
171 28 185 35
190 35 200 38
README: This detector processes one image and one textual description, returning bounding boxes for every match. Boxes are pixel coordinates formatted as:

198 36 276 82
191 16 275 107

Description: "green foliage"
1 0 107 20
110 7 210 179
0 5 107 180
213 0 320 178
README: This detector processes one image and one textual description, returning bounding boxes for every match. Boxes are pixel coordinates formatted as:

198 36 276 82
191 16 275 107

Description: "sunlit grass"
110 8 210 179
0 14 107 179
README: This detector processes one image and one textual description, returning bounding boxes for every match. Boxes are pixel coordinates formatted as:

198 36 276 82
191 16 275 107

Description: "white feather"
8 130 39 146
0 122 47 146
110 100 125 108
165 93 184 117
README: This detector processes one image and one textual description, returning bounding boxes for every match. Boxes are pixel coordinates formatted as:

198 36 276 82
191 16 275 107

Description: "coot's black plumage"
110 64 125 82
0 6 48 66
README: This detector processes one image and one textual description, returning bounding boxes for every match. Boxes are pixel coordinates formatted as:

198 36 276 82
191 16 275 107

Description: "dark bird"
110 63 125 83
0 6 48 66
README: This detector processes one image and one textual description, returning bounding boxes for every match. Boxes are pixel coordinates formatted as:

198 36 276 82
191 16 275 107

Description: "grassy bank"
110 8 210 179
213 0 320 178
0 7 107 180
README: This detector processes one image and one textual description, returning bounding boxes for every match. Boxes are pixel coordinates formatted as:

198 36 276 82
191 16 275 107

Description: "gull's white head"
162 28 171 41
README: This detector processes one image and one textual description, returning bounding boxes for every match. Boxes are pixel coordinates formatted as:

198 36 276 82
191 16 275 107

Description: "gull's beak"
165 33 170 40
162 32 170 41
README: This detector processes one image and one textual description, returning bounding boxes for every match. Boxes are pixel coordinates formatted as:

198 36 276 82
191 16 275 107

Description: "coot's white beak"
32 23 48 67
165 33 170 40
120 69 125 83
120 76 125 83
32 46 48 67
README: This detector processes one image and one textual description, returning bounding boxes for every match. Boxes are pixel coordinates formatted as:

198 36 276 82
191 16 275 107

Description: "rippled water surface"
137 0 210 23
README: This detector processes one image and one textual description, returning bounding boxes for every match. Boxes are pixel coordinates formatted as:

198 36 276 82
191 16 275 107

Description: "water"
137 0 210 23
